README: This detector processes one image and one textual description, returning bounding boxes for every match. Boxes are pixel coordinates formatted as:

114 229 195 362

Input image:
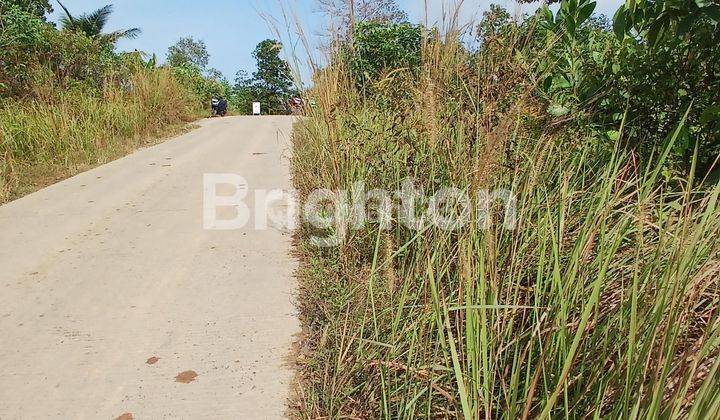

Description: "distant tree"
1 0 52 18
57 3 140 43
166 37 210 70
319 0 407 23
205 67 224 81
253 40 293 95
319 0 408 32
250 39 295 114
234 69 253 90
232 70 254 114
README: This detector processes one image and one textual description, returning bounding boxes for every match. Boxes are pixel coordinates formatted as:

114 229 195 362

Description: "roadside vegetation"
0 0 296 203
292 0 720 418
0 1 199 202
166 36 297 115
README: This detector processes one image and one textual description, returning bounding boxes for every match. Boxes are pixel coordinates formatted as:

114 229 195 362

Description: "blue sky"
50 0 624 85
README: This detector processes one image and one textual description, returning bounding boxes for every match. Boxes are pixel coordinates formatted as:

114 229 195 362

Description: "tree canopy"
252 40 293 95
319 0 408 33
229 40 296 115
166 37 210 70
1 0 52 18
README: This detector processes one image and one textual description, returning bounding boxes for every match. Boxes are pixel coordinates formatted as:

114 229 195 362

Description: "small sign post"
252 102 261 116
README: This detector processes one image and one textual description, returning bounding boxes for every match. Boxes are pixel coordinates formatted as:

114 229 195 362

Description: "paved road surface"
0 116 299 419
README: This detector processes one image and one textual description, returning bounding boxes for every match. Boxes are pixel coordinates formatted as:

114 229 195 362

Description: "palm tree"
56 2 141 43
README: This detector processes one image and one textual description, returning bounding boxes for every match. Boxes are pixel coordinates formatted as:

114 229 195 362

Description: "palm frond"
55 3 141 43
84 4 113 34
101 28 142 44
118 27 142 39
56 0 75 24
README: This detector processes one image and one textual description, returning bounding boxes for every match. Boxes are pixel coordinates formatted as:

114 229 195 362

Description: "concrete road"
0 116 299 419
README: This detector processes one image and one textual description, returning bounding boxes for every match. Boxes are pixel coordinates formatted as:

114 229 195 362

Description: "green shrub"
169 64 231 111
349 21 422 88
0 2 49 95
528 0 720 176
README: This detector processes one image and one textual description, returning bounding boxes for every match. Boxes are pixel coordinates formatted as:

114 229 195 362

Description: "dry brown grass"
0 67 200 203
290 20 720 420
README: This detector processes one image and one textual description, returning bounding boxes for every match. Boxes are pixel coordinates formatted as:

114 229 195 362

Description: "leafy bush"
349 21 422 87
527 0 720 176
247 39 296 114
0 2 49 95
169 64 231 110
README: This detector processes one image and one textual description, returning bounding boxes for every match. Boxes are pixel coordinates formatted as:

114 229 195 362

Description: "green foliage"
164 37 240 114
46 32 106 86
231 70 254 114
248 39 295 114
166 36 210 71
348 21 422 87
532 0 616 113
0 0 52 18
0 2 49 94
220 39 295 115
613 0 720 46
526 0 719 175
608 0 720 172
476 4 513 45
169 64 230 109
1 4 123 96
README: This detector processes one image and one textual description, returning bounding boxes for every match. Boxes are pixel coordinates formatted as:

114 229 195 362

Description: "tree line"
166 37 297 115
0 0 297 115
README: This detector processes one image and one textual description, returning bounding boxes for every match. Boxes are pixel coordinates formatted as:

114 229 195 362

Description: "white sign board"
252 102 261 115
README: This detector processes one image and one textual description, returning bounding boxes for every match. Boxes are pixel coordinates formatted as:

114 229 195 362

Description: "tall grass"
0 67 199 202
291 24 720 419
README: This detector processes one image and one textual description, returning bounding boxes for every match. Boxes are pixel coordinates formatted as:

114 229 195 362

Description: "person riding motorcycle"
211 97 228 117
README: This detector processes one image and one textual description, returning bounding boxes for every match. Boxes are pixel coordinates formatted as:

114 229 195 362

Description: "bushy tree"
476 4 513 46
0 1 140 97
166 36 210 70
249 39 295 114
610 0 720 173
1 0 52 18
0 2 49 94
348 21 422 87
319 0 408 27
524 0 719 176
165 37 235 112
232 70 254 114
252 40 293 92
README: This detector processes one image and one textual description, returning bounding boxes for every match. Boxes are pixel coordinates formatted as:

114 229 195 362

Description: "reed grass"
290 22 720 420
0 67 199 202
